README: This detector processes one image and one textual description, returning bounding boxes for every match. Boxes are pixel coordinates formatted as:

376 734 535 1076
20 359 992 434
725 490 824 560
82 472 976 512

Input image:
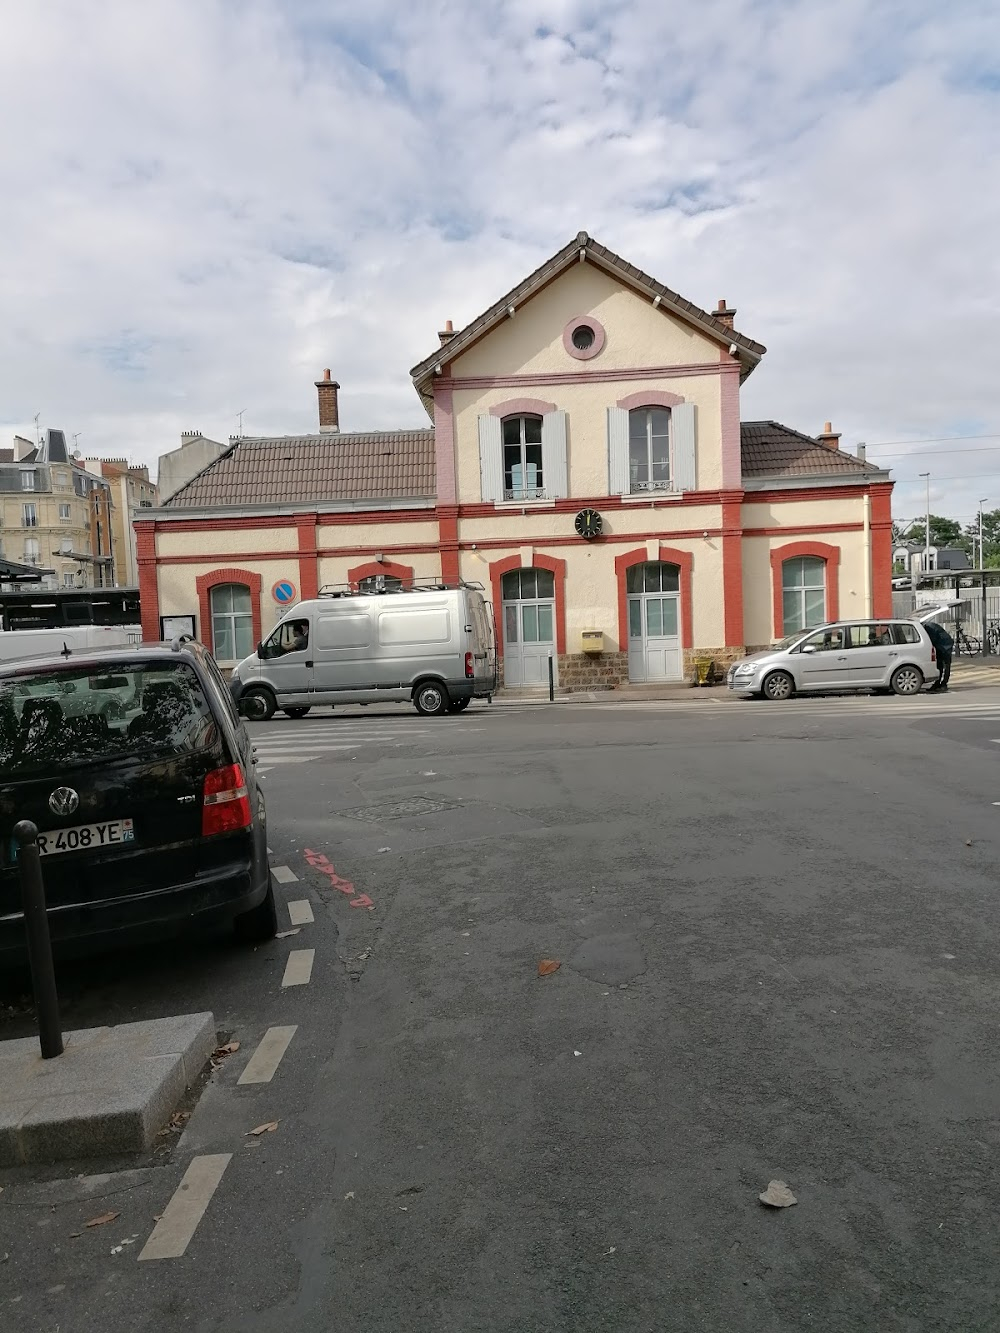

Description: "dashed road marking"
138 1154 232 1261
238 1025 298 1085
287 899 314 926
271 865 298 884
281 948 315 987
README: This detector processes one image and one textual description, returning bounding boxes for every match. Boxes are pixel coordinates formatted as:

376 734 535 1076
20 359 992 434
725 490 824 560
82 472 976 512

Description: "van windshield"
0 662 217 779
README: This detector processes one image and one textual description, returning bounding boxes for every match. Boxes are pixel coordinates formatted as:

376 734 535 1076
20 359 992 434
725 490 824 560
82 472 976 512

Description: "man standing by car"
924 619 954 692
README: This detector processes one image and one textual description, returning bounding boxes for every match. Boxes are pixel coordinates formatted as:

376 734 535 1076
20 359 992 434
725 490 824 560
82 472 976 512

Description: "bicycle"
953 624 982 656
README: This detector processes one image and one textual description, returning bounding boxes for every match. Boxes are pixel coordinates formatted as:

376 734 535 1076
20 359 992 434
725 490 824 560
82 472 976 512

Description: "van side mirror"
239 695 268 721
800 643 816 654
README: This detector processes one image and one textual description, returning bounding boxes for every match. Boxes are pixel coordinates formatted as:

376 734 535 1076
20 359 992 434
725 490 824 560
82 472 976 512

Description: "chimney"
315 368 340 434
714 298 736 330
438 318 456 347
856 442 866 463
817 420 841 450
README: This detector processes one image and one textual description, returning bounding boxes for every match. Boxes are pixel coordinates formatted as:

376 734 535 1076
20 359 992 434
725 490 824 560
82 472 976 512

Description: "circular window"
563 315 606 361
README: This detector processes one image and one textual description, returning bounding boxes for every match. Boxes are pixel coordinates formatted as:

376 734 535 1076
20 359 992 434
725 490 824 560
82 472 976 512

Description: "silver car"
727 619 936 700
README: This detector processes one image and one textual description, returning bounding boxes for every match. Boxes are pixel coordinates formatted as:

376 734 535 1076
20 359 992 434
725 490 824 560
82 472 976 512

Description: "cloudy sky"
1 0 998 530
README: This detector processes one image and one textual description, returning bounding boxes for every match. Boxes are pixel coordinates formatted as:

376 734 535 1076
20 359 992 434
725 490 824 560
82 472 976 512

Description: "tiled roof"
741 421 880 478
411 231 766 399
163 431 436 509
0 449 13 463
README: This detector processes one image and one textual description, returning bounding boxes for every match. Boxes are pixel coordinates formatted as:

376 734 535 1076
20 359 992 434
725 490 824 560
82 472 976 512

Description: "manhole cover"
339 796 458 822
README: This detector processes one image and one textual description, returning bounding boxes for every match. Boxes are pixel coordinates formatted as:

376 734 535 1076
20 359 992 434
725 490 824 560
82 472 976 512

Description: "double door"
502 598 555 687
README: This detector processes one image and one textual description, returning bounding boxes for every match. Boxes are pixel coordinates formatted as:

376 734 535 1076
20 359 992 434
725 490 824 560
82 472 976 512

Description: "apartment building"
83 457 158 586
0 430 113 588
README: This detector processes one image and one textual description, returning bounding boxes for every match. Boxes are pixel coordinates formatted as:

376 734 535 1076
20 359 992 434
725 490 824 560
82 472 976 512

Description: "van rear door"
468 594 496 692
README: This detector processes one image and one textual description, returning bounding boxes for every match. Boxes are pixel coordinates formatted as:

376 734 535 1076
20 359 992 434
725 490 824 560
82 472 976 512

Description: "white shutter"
607 406 629 496
542 410 568 499
672 402 697 492
478 413 503 503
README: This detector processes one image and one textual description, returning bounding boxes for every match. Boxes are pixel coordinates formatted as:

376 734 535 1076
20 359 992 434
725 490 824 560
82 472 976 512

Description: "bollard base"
0 1012 215 1165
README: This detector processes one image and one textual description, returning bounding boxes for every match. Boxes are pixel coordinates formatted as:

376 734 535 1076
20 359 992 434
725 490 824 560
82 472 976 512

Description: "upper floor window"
503 416 544 501
629 409 671 493
782 556 826 634
20 470 35 491
22 502 36 528
23 537 40 564
59 503 71 520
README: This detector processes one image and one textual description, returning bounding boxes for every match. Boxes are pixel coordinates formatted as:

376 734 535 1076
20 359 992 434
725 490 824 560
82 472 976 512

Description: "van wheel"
234 874 278 943
414 682 449 716
890 665 923 696
448 698 470 713
242 687 276 721
762 670 795 701
283 707 311 718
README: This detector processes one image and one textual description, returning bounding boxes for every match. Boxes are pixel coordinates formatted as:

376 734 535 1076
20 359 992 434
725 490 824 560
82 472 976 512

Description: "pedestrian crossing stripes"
249 720 459 773
570 696 1000 720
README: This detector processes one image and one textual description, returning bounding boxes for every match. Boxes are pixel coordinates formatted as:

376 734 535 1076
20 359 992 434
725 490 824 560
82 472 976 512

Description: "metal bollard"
548 654 555 703
14 821 63 1059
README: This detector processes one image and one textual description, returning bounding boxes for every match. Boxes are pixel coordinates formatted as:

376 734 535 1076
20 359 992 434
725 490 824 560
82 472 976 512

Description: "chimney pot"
817 421 841 450
714 299 736 329
315 371 341 434
823 420 832 435
438 318 457 347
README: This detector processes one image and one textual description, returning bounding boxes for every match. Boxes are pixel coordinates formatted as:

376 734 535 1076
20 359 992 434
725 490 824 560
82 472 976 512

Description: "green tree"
964 508 1000 566
899 514 968 549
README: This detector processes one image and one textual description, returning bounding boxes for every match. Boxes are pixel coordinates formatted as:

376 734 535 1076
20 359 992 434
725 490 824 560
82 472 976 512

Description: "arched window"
357 574 402 593
211 583 254 661
628 408 671 493
625 562 680 594
782 557 826 634
503 415 544 500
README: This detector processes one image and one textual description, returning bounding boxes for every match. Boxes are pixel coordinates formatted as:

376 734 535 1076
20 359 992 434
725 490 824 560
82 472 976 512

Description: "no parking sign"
272 579 297 606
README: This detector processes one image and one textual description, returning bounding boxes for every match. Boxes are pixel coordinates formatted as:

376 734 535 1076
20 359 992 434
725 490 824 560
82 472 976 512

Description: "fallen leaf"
85 1211 120 1228
275 929 301 939
759 1180 797 1208
169 1111 190 1129
247 1120 279 1137
213 1041 240 1058
538 959 561 976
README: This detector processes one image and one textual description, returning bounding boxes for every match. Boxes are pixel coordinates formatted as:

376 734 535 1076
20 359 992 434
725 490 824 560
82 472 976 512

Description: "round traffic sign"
272 579 297 605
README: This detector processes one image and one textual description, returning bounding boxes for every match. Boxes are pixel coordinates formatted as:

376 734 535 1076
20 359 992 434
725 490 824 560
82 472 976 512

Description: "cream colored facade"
141 232 895 689
0 459 104 588
84 459 158 587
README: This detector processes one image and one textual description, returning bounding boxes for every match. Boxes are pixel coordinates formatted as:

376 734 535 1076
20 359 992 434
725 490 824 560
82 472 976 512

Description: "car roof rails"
315 578 484 598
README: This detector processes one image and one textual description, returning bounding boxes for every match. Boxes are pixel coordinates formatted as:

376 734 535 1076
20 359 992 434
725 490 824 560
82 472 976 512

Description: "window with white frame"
20 470 35 491
210 583 254 661
63 571 76 587
782 557 826 634
22 502 36 528
628 408 671 492
502 416 544 500
23 537 40 564
59 503 72 520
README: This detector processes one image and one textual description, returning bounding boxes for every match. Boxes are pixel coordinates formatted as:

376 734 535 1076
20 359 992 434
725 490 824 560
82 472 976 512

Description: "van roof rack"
315 577 484 599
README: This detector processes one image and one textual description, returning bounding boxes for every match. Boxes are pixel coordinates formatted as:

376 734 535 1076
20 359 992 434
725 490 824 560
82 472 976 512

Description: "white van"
229 582 496 718
0 625 139 665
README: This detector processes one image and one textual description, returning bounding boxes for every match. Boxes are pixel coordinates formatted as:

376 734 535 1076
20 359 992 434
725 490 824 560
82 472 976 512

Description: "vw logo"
48 787 80 817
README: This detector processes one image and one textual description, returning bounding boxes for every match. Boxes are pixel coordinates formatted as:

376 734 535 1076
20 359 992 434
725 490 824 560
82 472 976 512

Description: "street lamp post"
979 498 989 571
919 472 931 575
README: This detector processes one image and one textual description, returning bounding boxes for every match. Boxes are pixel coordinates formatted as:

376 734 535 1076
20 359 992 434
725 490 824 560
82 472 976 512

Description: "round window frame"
562 315 606 362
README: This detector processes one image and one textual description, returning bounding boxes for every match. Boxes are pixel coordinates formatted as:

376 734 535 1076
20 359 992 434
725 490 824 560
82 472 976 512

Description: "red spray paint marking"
303 849 375 910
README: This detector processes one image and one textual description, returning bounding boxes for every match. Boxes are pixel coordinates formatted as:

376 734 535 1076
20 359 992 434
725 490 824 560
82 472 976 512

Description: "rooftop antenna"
236 409 247 436
33 413 41 444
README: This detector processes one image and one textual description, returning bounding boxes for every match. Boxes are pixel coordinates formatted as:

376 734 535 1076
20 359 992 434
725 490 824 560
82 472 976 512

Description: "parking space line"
238 1025 298 1085
281 948 315 987
287 899 314 925
271 865 298 884
138 1154 232 1261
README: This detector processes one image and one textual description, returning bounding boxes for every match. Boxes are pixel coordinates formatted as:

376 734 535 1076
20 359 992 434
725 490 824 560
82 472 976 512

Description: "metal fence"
893 584 1000 655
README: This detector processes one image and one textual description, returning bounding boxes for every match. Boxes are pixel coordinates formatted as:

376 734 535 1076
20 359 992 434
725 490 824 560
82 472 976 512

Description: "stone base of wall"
683 646 746 675
557 651 629 691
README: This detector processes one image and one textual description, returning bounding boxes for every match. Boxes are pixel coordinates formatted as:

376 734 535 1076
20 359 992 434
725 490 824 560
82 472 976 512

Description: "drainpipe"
863 493 873 617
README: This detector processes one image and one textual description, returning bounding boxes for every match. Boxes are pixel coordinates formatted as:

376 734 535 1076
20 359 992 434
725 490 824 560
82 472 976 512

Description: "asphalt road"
5 688 1000 1332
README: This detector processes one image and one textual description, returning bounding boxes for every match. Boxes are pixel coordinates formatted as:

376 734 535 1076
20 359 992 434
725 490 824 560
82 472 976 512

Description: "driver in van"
287 621 308 654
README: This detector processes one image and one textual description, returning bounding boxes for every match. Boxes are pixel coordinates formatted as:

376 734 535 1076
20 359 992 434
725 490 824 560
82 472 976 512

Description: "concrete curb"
0 1012 215 1165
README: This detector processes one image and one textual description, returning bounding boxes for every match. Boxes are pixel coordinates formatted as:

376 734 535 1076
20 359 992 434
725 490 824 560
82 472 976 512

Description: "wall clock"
574 508 603 540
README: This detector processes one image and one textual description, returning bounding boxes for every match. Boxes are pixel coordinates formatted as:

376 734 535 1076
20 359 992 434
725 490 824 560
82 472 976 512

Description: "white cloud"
0 0 998 526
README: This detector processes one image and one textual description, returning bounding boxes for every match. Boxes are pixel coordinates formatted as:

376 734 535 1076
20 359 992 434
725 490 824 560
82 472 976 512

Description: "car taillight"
465 651 474 678
202 763 251 837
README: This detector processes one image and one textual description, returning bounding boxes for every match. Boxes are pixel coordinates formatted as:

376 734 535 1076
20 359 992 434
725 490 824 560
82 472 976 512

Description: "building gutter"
137 496 437 522
742 471 891 492
863 493 873 616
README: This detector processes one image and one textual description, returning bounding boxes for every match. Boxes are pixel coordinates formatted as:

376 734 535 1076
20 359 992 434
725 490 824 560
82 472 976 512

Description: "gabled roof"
162 430 436 510
741 421 882 479
410 231 767 406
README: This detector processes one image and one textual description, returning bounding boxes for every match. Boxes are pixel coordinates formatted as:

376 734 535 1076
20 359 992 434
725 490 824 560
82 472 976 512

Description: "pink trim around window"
562 316 606 361
488 398 557 418
615 389 685 411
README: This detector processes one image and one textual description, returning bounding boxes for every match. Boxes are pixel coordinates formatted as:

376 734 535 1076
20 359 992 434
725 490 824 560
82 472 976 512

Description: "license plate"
35 819 135 857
